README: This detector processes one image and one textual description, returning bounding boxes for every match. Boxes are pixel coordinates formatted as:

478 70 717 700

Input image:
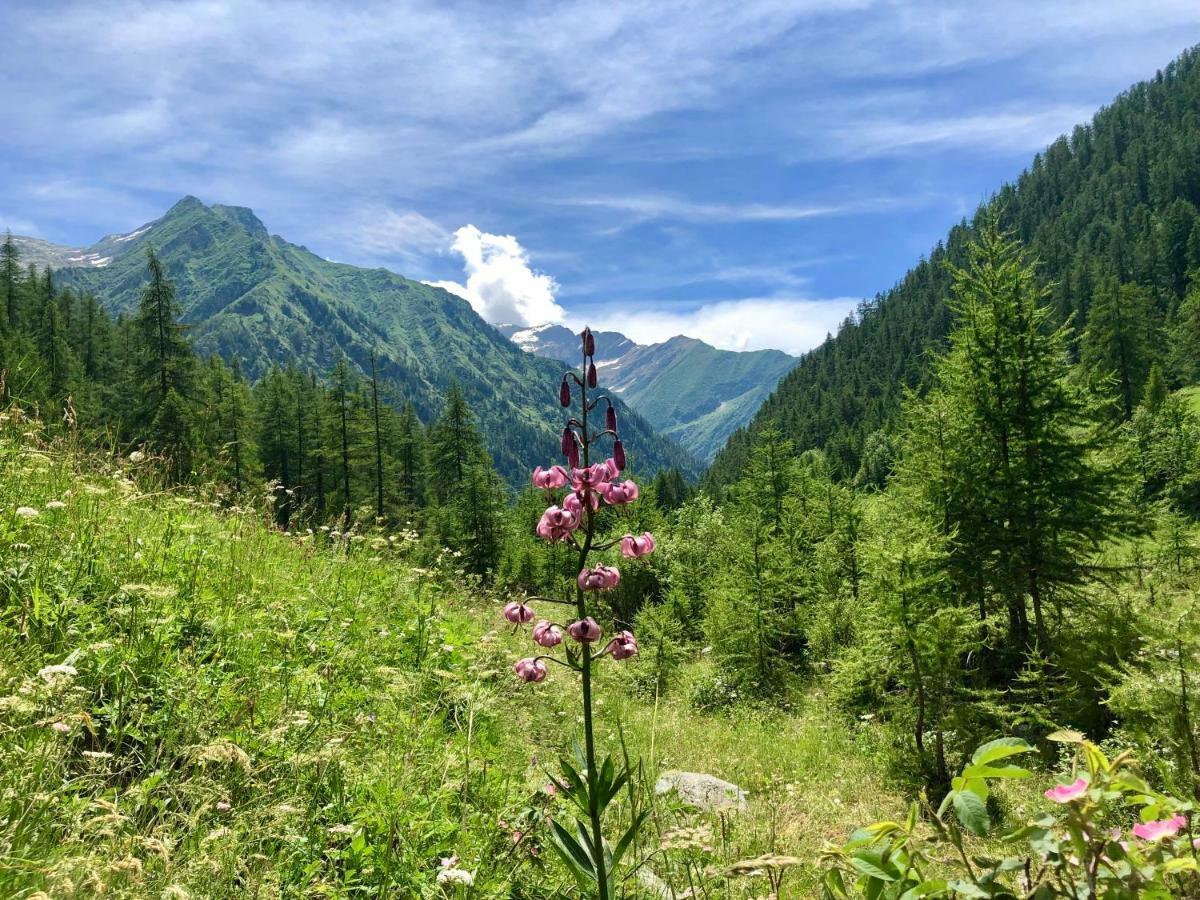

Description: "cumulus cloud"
583 296 861 355
427 225 566 327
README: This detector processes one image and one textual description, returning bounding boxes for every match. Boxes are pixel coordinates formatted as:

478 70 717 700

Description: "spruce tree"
1081 277 1156 418
427 382 481 505
132 250 195 449
1 231 20 331
896 224 1129 659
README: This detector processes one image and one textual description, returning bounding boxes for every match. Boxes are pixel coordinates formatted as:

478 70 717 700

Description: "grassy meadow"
0 413 923 898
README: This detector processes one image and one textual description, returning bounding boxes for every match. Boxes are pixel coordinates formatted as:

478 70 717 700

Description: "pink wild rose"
567 617 602 643
532 620 564 647
513 657 548 683
601 480 639 505
577 565 620 592
1132 815 1186 841
620 532 656 558
531 465 568 490
503 601 535 624
1044 777 1088 804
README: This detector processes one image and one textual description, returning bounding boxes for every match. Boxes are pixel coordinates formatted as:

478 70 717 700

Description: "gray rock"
653 771 748 812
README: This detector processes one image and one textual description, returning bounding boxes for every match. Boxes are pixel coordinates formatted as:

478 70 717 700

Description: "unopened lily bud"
606 405 617 433
567 437 580 469
587 362 597 388
561 427 574 457
582 327 595 358
560 376 571 407
613 440 626 471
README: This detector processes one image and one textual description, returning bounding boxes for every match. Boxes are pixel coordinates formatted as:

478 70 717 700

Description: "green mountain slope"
497 325 796 461
708 44 1200 488
606 336 796 461
46 197 699 484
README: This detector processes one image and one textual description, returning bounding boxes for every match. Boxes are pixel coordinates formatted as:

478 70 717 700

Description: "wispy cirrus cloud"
2 1 1199 355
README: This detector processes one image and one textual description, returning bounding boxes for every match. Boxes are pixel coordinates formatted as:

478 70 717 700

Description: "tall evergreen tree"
896 225 1130 658
427 382 481 505
1081 277 1156 418
1 231 20 331
133 250 194 432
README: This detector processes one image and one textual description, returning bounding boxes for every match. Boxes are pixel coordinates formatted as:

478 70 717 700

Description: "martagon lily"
500 326 656 898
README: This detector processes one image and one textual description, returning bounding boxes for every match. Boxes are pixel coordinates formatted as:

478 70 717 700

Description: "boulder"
654 771 748 812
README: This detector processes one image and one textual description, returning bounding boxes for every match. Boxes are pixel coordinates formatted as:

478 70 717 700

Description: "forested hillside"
708 44 1200 487
21 197 697 485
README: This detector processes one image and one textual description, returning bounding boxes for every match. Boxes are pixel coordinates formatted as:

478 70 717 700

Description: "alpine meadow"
4 5 1200 898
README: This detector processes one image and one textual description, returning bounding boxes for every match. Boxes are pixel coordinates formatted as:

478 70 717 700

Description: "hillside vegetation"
0 415 909 898
31 197 697 485
709 44 1200 487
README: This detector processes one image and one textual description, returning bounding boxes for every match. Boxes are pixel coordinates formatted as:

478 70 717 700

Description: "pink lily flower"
577 565 620 592
532 620 564 647
570 464 611 495
513 657 548 683
1044 777 1088 804
1132 815 1186 841
602 480 639 505
564 490 599 515
567 617 602 643
531 465 568 490
536 505 579 542
604 629 639 660
503 601 535 624
620 532 656 558
602 457 620 479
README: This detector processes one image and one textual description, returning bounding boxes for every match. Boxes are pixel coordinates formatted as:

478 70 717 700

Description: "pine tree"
395 402 426 512
370 350 385 519
35 272 78 405
1 231 20 331
896 224 1130 659
331 356 354 523
427 382 481 505
1081 277 1156 419
132 250 195 450
1168 286 1200 385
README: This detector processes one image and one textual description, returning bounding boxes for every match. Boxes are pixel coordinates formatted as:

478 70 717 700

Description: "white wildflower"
15 506 38 519
46 500 67 510
37 663 77 682
129 450 146 463
437 855 474 886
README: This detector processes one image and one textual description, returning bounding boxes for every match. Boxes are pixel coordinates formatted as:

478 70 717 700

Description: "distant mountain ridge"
496 323 796 461
25 196 700 485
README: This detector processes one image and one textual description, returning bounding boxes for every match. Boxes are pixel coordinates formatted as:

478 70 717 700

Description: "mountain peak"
211 204 269 239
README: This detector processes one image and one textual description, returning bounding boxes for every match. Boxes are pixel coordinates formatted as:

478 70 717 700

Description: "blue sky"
2 1 1198 354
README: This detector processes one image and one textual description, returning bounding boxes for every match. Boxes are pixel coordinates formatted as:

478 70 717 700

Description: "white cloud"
428 225 566 327
582 296 861 355
829 106 1099 159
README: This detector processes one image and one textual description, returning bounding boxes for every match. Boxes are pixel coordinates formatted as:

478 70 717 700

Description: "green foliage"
822 735 1200 898
50 197 699 486
710 45 1200 487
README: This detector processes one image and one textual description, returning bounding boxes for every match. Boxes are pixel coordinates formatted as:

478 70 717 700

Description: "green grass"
0 418 906 898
